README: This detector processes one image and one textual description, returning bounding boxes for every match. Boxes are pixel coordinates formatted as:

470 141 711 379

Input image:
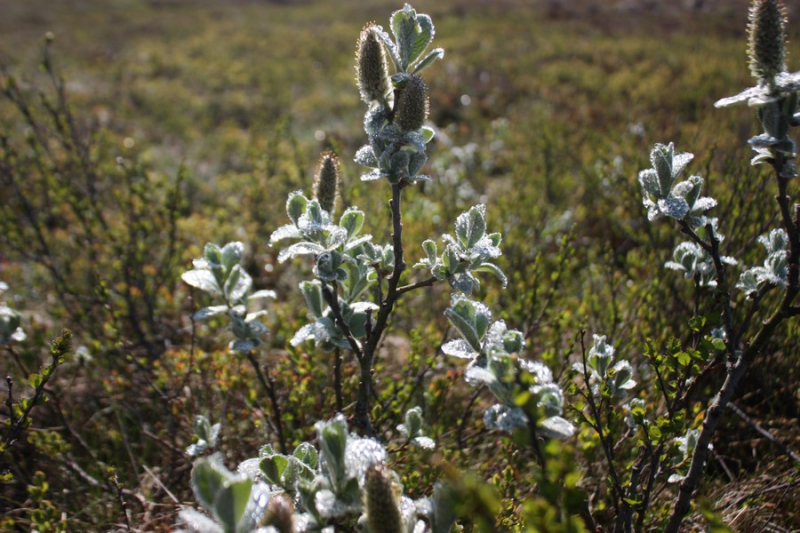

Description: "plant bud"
312 151 340 215
356 24 392 104
394 75 429 132
363 464 403 533
259 493 296 533
747 0 787 85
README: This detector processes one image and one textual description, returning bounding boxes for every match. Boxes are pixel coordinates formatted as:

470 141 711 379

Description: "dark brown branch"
110 472 132 532
456 387 484 450
5 376 15 429
635 442 664 532
509 360 548 471
396 276 437 296
578 331 627 526
728 402 800 462
4 332 71 448
320 281 363 359
333 347 344 413
652 358 676 419
6 344 30 377
246 352 287 454
773 155 798 248
353 182 408 436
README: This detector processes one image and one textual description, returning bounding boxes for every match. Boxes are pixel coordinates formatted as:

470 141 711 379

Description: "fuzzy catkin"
356 24 392 104
259 493 296 533
395 75 429 132
364 465 404 533
748 0 787 84
313 152 340 215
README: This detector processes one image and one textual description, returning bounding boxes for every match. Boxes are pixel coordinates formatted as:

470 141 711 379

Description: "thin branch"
636 442 664 532
333 347 344 413
578 331 626 523
141 464 179 504
525 413 547 471
456 387 484 450
728 477 800 509
396 276 437 296
754 483 792 533
354 182 408 436
4 332 70 448
773 156 798 247
5 376 15 429
508 358 548 470
728 402 800 462
678 220 736 361
652 360 676 419
170 287 198 402
110 472 132 532
676 356 722 410
5 344 29 378
246 352 287 454
113 405 141 481
525 233 573 340
320 281 363 359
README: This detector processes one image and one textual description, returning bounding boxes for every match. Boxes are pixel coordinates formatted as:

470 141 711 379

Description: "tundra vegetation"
0 0 798 531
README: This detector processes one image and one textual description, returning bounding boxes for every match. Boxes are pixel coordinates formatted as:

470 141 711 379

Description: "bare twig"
246 352 287 454
396 276 437 296
728 402 800 462
4 376 15 429
6 344 30 377
635 441 663 532
110 472 132 532
142 464 180 504
333 347 344 413
456 387 484 450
